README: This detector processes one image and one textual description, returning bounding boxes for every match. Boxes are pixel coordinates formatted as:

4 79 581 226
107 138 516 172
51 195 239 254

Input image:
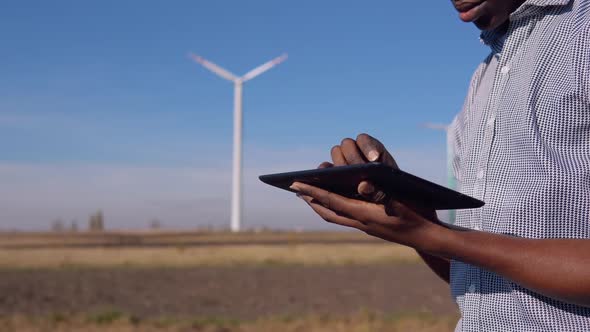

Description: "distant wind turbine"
190 53 288 232
422 122 456 224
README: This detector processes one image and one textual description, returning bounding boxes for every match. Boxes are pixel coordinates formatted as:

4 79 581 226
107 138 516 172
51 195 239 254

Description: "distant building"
88 210 104 231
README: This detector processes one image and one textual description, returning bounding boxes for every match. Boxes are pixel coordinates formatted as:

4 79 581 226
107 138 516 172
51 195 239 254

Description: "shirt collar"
511 0 571 18
479 0 571 50
480 28 507 53
516 0 570 7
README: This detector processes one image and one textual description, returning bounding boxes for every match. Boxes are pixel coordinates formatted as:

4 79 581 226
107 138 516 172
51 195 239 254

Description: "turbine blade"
421 122 449 131
189 53 238 82
242 53 288 82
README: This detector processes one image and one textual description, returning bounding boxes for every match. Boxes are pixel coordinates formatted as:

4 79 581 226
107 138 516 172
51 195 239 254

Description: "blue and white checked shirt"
449 0 590 330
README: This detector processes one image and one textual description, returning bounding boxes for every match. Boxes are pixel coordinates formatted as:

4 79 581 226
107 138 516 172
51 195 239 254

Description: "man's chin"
474 15 508 31
474 16 494 30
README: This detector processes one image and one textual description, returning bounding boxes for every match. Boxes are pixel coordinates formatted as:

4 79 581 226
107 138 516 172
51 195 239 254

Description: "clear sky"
0 1 490 230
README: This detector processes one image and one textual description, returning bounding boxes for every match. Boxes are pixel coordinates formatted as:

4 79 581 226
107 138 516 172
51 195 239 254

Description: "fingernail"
368 150 379 162
290 183 300 191
359 182 375 195
296 193 309 203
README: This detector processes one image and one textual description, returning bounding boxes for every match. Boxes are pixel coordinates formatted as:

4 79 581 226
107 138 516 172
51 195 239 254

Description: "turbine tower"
190 53 288 232
422 122 456 224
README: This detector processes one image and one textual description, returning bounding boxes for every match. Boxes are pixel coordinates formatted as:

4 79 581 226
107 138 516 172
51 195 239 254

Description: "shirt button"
473 225 481 231
477 169 485 179
469 284 476 292
501 66 510 74
487 117 496 126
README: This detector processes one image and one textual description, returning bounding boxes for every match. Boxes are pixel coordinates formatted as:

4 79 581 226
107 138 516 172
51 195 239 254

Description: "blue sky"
0 1 490 230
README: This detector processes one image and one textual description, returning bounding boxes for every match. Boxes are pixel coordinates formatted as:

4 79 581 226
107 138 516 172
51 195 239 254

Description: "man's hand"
314 133 437 220
319 133 399 204
298 133 451 282
290 181 439 250
293 133 441 247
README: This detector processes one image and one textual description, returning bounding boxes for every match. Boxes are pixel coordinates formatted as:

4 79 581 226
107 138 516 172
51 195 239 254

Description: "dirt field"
0 231 459 331
0 265 455 319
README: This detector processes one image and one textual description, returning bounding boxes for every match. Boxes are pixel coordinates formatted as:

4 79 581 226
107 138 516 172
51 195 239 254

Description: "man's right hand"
318 133 398 204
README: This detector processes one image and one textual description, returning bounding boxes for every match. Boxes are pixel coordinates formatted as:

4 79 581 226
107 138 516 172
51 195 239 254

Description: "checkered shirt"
449 0 590 330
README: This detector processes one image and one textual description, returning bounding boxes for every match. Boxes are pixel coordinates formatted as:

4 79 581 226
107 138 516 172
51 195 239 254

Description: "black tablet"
259 163 484 210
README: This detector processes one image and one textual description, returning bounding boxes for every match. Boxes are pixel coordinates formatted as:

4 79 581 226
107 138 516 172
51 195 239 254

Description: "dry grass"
0 231 378 248
0 311 458 332
0 231 421 269
0 243 420 269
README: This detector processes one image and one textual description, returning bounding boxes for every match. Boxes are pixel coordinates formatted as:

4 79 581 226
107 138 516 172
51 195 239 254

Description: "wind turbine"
190 53 288 232
422 122 456 224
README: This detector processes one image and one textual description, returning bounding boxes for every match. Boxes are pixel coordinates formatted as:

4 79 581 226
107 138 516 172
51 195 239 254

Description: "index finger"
356 133 398 168
355 133 386 162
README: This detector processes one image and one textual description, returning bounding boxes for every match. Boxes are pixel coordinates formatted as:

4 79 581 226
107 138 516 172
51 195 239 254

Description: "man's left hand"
290 181 441 250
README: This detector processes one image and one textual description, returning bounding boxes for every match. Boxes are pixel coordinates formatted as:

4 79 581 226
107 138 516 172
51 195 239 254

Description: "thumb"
357 181 388 204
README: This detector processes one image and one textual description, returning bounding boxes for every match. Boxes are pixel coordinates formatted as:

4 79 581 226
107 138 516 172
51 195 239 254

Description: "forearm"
414 221 472 284
416 250 450 284
422 223 590 307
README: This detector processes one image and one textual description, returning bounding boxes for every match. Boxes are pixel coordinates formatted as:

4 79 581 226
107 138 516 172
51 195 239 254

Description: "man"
289 0 590 330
